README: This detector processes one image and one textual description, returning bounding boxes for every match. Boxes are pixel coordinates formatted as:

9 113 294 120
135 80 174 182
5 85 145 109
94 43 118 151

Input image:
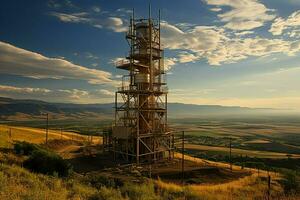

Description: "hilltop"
0 125 299 200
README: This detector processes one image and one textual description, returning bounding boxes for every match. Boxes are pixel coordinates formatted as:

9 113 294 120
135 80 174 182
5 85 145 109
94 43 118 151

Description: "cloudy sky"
0 0 300 110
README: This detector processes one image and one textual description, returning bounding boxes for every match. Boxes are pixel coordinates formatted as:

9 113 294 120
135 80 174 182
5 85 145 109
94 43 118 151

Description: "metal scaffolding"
104 8 174 164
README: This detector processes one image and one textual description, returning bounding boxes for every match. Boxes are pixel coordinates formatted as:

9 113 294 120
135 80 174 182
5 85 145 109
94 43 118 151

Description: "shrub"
13 141 41 155
23 149 72 177
281 171 300 194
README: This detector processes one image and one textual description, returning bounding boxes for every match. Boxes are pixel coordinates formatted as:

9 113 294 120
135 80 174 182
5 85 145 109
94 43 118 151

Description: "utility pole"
46 113 49 144
182 131 185 185
267 171 271 200
229 137 232 171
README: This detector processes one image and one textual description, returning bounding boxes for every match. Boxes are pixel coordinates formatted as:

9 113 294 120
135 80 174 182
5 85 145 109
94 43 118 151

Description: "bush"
281 171 300 194
13 141 41 155
24 149 72 177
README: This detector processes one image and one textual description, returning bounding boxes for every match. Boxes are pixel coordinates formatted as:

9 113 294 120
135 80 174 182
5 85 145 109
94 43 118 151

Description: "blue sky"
0 0 300 110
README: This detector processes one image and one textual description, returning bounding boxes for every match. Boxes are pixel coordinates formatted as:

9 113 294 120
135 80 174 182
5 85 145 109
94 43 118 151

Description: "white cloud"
161 21 300 65
0 85 51 94
0 41 118 85
0 85 115 103
56 89 89 100
269 10 300 36
210 7 222 12
97 89 114 96
208 37 298 65
234 31 254 36
205 0 275 30
0 85 88 100
99 17 127 32
287 29 300 38
164 58 178 70
161 22 225 53
51 12 90 23
50 12 128 32
177 52 199 63
175 23 196 31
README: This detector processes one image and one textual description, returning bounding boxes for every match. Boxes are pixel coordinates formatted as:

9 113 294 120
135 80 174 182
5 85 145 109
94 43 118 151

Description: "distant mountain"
0 97 285 121
0 97 113 120
168 103 277 118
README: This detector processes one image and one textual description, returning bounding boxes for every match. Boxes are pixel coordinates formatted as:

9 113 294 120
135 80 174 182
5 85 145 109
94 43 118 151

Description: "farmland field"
170 117 300 164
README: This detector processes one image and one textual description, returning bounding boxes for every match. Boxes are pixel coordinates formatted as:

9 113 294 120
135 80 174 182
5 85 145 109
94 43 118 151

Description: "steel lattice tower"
104 8 174 164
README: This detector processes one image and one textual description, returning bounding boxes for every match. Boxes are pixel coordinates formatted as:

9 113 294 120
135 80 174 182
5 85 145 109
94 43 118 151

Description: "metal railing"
117 85 168 93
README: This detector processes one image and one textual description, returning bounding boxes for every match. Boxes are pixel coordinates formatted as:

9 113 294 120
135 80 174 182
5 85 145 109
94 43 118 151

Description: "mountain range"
0 97 290 121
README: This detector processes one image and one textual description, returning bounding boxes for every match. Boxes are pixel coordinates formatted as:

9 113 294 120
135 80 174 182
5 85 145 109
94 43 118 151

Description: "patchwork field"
172 118 300 157
185 144 300 159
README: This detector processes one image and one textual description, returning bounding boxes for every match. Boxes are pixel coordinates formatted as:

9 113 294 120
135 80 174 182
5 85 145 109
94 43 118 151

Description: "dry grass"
0 125 102 147
1 125 299 199
155 172 292 200
0 163 126 200
0 163 69 200
157 152 293 199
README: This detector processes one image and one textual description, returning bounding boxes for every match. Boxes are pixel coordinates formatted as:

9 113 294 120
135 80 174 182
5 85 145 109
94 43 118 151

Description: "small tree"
281 171 299 194
24 149 72 177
